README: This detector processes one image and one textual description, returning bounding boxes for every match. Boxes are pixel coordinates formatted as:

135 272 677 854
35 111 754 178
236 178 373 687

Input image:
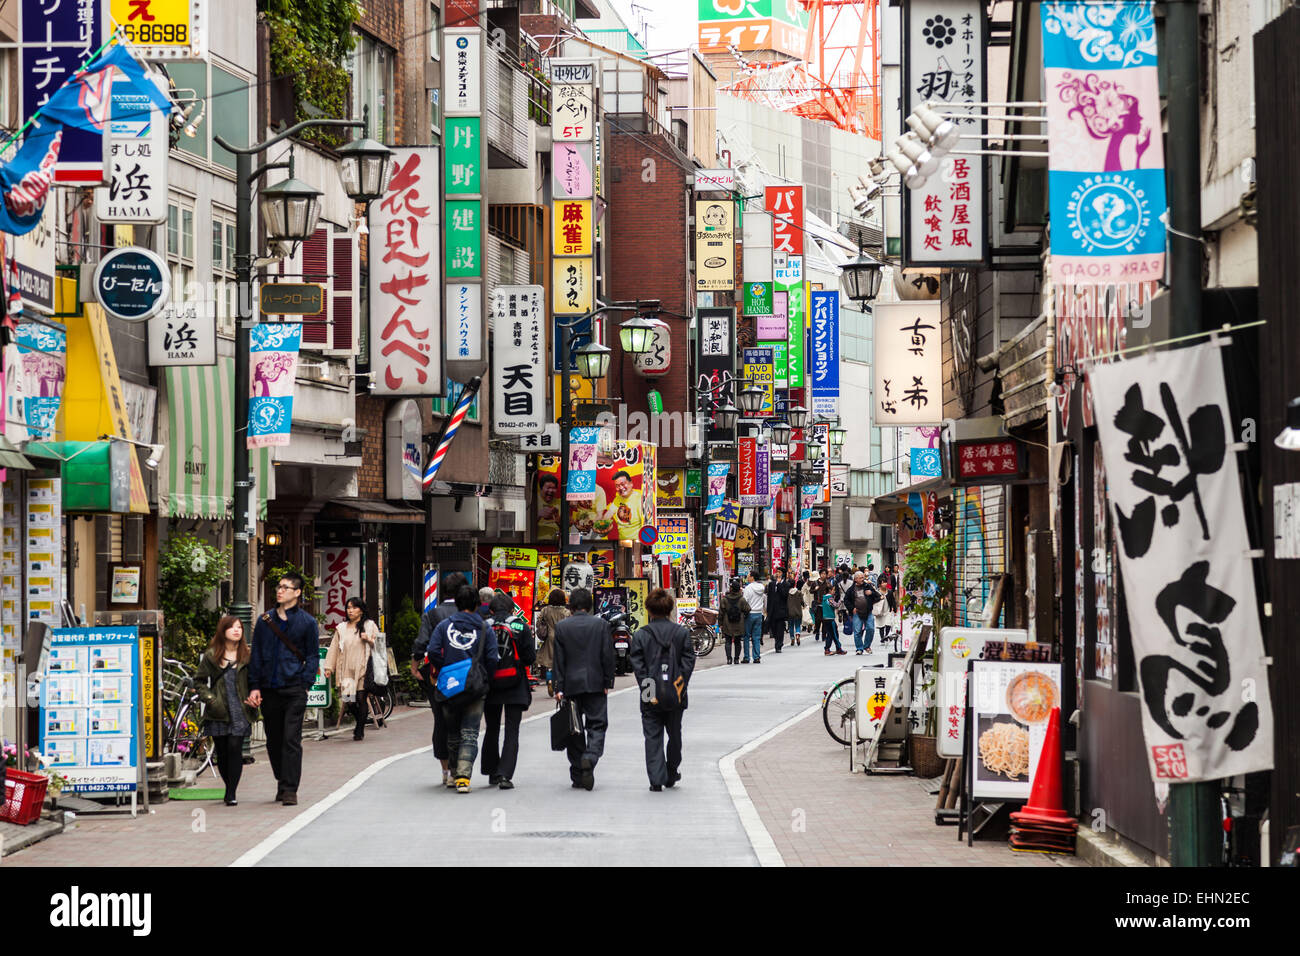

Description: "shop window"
348 33 394 145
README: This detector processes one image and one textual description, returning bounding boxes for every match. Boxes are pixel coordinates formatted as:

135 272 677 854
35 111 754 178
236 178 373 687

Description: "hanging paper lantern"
632 318 671 377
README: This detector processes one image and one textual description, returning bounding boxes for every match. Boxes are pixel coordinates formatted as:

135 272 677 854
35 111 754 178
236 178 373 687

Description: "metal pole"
558 322 572 573
1164 0 1214 868
699 394 710 593
231 150 254 638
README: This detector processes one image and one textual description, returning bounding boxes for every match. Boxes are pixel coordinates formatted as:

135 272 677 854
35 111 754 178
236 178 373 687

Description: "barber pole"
423 567 438 612
423 376 482 491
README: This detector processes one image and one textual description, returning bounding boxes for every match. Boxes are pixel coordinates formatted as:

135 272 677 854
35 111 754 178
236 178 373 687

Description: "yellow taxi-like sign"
111 0 203 57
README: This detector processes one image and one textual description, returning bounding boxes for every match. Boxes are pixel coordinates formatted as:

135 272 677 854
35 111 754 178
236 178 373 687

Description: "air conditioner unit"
687 423 702 459
486 509 517 537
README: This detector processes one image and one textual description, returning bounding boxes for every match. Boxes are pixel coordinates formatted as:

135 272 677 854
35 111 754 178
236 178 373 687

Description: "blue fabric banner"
248 324 302 448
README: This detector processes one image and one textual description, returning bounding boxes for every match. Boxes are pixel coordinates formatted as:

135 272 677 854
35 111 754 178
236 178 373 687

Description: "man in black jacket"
630 588 696 791
553 587 614 790
480 593 536 789
248 571 320 806
766 566 792 653
412 571 467 787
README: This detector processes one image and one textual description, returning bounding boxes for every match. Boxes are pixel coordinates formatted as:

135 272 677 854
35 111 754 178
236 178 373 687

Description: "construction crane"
720 0 880 140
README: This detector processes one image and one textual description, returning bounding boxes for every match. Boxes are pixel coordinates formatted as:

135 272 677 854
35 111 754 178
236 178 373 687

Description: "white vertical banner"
491 285 545 435
445 29 482 113
1090 344 1273 783
371 146 441 395
96 75 170 224
872 302 943 426
742 210 773 283
446 282 483 363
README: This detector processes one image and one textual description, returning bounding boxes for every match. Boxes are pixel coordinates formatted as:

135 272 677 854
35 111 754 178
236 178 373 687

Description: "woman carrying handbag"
195 616 259 806
324 597 378 741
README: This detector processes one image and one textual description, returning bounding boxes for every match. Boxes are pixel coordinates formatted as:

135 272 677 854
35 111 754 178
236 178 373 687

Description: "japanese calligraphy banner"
1042 2 1165 284
96 74 169 224
147 305 214 366
247 323 301 448
566 426 601 502
552 257 594 318
697 307 735 444
742 211 773 282
490 285 544 435
695 199 735 291
318 547 361 631
809 290 840 416
551 73 595 140
1090 344 1272 783
872 302 942 426
705 462 729 515
372 147 440 395
903 0 986 266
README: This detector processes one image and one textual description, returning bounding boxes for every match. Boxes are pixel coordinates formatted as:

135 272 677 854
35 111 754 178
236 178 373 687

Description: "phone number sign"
110 0 206 58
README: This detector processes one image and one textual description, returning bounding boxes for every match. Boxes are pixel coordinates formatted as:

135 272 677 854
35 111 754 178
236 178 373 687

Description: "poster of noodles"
570 440 656 541
969 660 1062 801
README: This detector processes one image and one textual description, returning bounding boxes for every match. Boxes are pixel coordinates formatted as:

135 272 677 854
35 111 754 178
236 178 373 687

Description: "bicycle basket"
161 665 191 702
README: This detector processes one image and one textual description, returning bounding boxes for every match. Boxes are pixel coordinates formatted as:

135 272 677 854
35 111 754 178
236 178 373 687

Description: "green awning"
160 357 272 520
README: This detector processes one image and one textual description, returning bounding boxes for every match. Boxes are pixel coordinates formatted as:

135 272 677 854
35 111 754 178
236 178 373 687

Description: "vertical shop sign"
741 346 775 417
809 290 840 416
765 185 803 256
697 307 736 444
774 256 804 387
872 302 943 426
491 285 545 435
372 146 440 395
742 210 773 283
695 199 735 291
247 324 302 448
319 547 361 631
444 29 481 112
903 0 987 265
96 75 170 223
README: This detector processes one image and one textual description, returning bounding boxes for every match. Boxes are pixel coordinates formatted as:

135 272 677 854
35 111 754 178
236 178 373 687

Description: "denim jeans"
745 613 763 661
852 614 875 652
440 695 486 781
786 618 801 644
821 616 842 652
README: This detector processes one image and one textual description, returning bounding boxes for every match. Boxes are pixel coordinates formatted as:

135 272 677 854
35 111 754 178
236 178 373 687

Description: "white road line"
232 685 638 867
718 703 821 868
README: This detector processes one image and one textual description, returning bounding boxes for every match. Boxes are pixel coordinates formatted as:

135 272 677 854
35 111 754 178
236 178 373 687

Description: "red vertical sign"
764 185 803 257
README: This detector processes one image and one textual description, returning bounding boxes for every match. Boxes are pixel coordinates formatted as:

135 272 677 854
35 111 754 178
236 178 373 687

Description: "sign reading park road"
259 283 324 316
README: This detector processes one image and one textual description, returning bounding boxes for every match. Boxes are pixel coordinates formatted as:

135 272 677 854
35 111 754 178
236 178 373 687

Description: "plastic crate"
1 768 50 825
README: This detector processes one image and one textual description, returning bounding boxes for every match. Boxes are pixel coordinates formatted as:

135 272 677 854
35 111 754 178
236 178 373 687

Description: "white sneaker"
442 770 453 788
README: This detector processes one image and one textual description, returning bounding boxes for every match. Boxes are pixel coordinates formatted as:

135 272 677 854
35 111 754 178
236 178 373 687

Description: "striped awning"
160 357 272 520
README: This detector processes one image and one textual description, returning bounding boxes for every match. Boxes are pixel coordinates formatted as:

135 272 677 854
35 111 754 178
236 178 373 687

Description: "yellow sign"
139 634 156 759
626 578 649 632
553 257 594 314
110 0 199 54
695 199 735 291
553 372 595 411
553 199 593 256
491 547 539 569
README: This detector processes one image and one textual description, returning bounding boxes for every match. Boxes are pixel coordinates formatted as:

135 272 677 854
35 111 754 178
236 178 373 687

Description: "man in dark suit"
766 566 792 653
553 587 614 790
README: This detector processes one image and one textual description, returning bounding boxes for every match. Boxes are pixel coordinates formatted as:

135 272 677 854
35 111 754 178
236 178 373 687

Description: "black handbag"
549 700 582 751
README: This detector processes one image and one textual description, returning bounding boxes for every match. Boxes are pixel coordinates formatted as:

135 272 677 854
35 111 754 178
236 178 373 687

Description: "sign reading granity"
259 283 324 316
903 0 987 266
872 302 943 426
490 285 545 436
1090 344 1273 783
94 247 170 322
372 146 440 395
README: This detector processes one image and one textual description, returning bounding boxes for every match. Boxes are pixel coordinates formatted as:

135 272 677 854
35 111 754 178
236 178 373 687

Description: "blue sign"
910 447 943 478
21 0 105 184
554 315 593 372
809 290 840 415
40 627 140 793
94 246 170 321
248 324 303 447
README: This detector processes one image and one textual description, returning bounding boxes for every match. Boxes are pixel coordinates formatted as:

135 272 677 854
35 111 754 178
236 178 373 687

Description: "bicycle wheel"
822 677 857 746
692 627 715 658
369 686 395 722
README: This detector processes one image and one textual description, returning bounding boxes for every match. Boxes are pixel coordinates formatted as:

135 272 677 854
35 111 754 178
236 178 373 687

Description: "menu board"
39 627 140 793
935 627 1028 759
968 660 1062 801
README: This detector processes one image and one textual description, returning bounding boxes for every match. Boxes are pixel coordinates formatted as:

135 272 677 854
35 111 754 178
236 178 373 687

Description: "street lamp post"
215 117 392 635
556 302 655 573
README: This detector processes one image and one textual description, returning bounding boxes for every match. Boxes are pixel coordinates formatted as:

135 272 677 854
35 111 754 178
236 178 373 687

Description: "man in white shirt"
741 572 768 664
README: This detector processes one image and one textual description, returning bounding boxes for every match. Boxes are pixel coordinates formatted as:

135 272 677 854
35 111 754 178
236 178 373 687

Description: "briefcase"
550 700 582 751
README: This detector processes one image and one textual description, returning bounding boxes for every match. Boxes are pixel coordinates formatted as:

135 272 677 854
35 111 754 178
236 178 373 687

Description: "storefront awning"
160 357 272 520
0 435 34 471
868 476 952 523
320 498 425 524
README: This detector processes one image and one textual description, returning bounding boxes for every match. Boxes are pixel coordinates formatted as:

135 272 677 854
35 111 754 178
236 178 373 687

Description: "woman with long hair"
195 615 257 806
324 597 378 740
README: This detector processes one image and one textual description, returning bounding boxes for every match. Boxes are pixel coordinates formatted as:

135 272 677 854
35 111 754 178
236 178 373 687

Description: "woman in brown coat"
534 589 569 697
324 597 378 740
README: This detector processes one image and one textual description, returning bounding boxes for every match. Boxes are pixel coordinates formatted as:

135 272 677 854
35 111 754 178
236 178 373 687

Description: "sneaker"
455 778 471 793
836 650 848 655
444 772 457 789
498 779 514 790
224 796 238 806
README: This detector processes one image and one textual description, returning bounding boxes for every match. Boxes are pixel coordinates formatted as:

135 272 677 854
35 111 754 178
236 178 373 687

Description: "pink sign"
757 290 787 340
552 143 594 199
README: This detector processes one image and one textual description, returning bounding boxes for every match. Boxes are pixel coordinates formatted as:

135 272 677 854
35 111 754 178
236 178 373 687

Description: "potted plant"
900 535 954 778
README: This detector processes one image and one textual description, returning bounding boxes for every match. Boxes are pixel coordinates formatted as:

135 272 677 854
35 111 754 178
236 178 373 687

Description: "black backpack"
489 620 523 691
724 595 743 624
640 621 687 711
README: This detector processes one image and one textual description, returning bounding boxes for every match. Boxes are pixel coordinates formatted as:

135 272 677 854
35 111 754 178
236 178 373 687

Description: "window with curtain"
348 33 394 144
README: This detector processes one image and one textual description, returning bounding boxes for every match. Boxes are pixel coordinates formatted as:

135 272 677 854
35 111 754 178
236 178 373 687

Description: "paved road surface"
252 638 887 866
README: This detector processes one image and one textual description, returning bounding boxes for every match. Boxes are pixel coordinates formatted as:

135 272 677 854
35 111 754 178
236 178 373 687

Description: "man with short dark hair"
413 570 468 787
630 588 696 791
553 587 614 790
767 566 792 654
248 571 320 806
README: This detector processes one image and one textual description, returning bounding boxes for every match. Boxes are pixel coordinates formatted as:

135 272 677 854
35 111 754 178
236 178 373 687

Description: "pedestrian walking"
786 572 807 647
248 571 320 806
480 594 535 789
477 587 494 618
741 571 767 663
323 597 378 741
195 615 257 806
552 587 614 790
820 578 846 655
534 588 568 696
844 571 882 655
766 566 792 653
876 586 898 649
413 570 469 787
719 580 751 664
630 588 696 791
428 585 498 793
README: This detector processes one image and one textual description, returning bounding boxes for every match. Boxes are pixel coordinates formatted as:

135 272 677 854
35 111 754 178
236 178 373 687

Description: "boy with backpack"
719 579 751 664
428 585 499 792
629 588 697 791
480 593 536 789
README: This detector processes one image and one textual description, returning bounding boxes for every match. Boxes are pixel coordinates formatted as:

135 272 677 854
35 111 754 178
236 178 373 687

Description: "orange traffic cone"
1010 706 1075 827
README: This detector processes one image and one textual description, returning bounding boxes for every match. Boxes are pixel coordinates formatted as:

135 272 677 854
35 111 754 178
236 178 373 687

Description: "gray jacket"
553 611 615 696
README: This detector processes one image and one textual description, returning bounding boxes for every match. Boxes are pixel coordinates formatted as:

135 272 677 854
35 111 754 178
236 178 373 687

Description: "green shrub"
158 533 230 651
387 595 423 698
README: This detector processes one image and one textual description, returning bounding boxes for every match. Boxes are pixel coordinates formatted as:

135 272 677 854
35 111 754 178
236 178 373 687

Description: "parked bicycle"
822 675 857 746
160 658 216 777
678 608 717 658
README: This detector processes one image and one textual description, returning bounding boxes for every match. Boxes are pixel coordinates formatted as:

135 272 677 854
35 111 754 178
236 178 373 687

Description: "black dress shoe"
649 784 662 792
666 771 681 788
580 757 595 791
281 790 298 806
498 779 514 790
275 785 285 802
224 797 238 807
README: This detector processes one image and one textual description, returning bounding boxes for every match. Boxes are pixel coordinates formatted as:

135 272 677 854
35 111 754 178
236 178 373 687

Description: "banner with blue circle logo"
1042 2 1165 285
247 323 302 448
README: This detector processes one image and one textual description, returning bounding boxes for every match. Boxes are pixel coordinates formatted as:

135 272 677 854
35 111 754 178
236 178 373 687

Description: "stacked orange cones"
1009 707 1077 854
